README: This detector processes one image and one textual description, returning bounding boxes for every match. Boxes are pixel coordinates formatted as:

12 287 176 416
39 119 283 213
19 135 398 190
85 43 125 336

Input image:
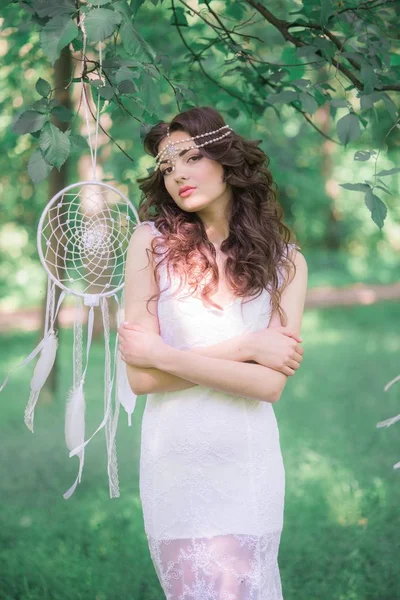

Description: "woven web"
40 184 137 296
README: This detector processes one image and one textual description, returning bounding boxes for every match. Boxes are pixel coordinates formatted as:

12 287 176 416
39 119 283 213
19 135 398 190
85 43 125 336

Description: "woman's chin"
177 196 208 211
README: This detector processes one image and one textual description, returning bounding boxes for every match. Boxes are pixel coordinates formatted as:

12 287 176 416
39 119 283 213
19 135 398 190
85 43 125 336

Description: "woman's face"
157 130 232 213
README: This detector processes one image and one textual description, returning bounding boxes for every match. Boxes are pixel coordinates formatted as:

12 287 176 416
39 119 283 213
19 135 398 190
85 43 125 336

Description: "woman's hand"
247 326 304 376
118 322 167 368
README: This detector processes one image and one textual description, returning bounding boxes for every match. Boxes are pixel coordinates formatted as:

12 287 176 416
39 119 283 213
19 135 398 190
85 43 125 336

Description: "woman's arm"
153 346 279 403
151 250 308 403
127 331 253 395
123 224 256 395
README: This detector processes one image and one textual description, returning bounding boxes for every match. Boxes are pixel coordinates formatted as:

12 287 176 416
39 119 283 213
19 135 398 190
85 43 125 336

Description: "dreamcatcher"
0 20 140 499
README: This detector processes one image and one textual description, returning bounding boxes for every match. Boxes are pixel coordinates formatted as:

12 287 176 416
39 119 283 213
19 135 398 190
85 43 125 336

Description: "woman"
118 106 308 599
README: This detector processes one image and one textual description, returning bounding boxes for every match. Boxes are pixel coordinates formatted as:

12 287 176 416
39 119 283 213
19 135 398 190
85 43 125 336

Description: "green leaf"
84 8 122 42
35 0 76 18
297 45 320 59
336 112 361 146
71 35 83 52
116 66 140 84
381 93 398 122
139 72 159 116
170 6 188 26
359 91 381 111
119 20 156 61
320 0 333 27
51 105 74 122
99 85 115 100
376 167 400 176
40 15 78 65
39 122 71 170
330 99 348 108
157 53 172 74
292 79 310 89
353 151 371 162
364 188 387 229
118 80 137 94
267 91 298 104
36 77 51 98
375 185 392 196
130 0 146 16
281 46 305 79
28 150 53 185
69 133 89 150
13 110 47 134
300 92 318 115
314 37 335 60
227 108 240 119
31 99 49 114
339 183 370 192
140 123 152 141
361 63 378 94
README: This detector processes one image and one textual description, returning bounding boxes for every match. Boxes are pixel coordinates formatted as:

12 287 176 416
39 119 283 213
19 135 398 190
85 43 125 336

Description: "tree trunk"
314 103 342 251
39 46 72 402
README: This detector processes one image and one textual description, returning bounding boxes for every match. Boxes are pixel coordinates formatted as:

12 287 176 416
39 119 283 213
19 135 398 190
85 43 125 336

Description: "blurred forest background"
1 1 400 599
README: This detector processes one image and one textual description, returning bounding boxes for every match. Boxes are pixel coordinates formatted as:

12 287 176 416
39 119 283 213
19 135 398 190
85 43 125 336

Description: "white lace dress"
137 221 297 600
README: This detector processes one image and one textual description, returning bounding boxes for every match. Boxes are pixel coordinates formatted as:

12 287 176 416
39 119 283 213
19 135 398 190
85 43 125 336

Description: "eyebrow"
159 147 196 166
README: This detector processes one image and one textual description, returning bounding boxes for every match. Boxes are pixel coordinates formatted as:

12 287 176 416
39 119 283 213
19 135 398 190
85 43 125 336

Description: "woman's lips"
179 188 196 198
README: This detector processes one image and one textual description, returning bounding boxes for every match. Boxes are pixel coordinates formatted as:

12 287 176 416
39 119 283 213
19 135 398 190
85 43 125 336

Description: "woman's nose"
173 164 188 183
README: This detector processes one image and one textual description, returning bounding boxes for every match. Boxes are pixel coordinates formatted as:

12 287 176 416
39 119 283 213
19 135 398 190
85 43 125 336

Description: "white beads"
155 124 233 171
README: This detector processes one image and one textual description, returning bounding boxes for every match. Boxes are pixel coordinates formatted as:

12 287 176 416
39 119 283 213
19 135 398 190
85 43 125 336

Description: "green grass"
1 300 400 600
306 247 400 289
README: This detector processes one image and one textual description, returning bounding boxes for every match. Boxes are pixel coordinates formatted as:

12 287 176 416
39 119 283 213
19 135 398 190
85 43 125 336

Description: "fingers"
118 322 145 338
283 365 296 376
117 328 126 341
122 321 144 330
280 327 303 343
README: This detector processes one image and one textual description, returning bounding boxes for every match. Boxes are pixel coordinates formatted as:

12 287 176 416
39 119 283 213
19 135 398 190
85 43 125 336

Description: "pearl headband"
155 124 233 171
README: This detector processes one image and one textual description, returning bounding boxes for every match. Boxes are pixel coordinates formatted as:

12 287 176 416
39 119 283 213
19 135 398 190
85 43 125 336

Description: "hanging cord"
101 295 120 499
80 14 103 181
73 296 83 389
43 277 52 336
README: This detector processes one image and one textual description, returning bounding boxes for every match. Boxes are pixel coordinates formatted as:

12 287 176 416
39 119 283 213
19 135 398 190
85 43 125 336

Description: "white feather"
376 413 400 428
24 330 59 432
30 330 58 392
65 383 86 455
117 355 136 426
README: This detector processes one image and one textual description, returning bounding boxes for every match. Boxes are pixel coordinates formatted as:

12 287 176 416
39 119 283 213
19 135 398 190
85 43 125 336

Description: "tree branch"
244 0 400 92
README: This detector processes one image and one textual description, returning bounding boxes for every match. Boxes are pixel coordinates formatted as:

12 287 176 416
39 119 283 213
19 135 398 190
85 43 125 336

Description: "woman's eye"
161 155 201 175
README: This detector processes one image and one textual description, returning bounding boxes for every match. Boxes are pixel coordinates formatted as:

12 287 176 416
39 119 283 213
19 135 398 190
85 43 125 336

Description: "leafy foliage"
39 122 71 170
5 0 400 229
40 15 78 64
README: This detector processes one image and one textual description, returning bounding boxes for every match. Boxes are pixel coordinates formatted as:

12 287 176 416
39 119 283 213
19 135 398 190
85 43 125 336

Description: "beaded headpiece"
155 124 233 171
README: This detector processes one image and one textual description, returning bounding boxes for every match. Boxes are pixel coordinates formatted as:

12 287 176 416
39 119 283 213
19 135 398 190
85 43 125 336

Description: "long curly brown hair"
136 106 298 326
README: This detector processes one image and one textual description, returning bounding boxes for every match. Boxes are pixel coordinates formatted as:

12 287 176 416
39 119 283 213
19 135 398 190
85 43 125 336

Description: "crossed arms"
123 224 307 403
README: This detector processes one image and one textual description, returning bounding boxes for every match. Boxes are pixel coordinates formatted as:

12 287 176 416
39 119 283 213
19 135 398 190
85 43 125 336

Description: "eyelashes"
161 154 202 176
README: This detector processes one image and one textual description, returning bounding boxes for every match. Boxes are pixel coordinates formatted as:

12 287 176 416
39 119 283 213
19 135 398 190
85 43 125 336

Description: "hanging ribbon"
101 295 120 498
0 282 64 395
115 291 137 426
63 296 86 500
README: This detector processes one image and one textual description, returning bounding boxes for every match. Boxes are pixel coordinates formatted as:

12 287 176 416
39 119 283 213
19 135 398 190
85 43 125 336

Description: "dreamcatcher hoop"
37 180 138 300
0 16 147 499
0 176 141 500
